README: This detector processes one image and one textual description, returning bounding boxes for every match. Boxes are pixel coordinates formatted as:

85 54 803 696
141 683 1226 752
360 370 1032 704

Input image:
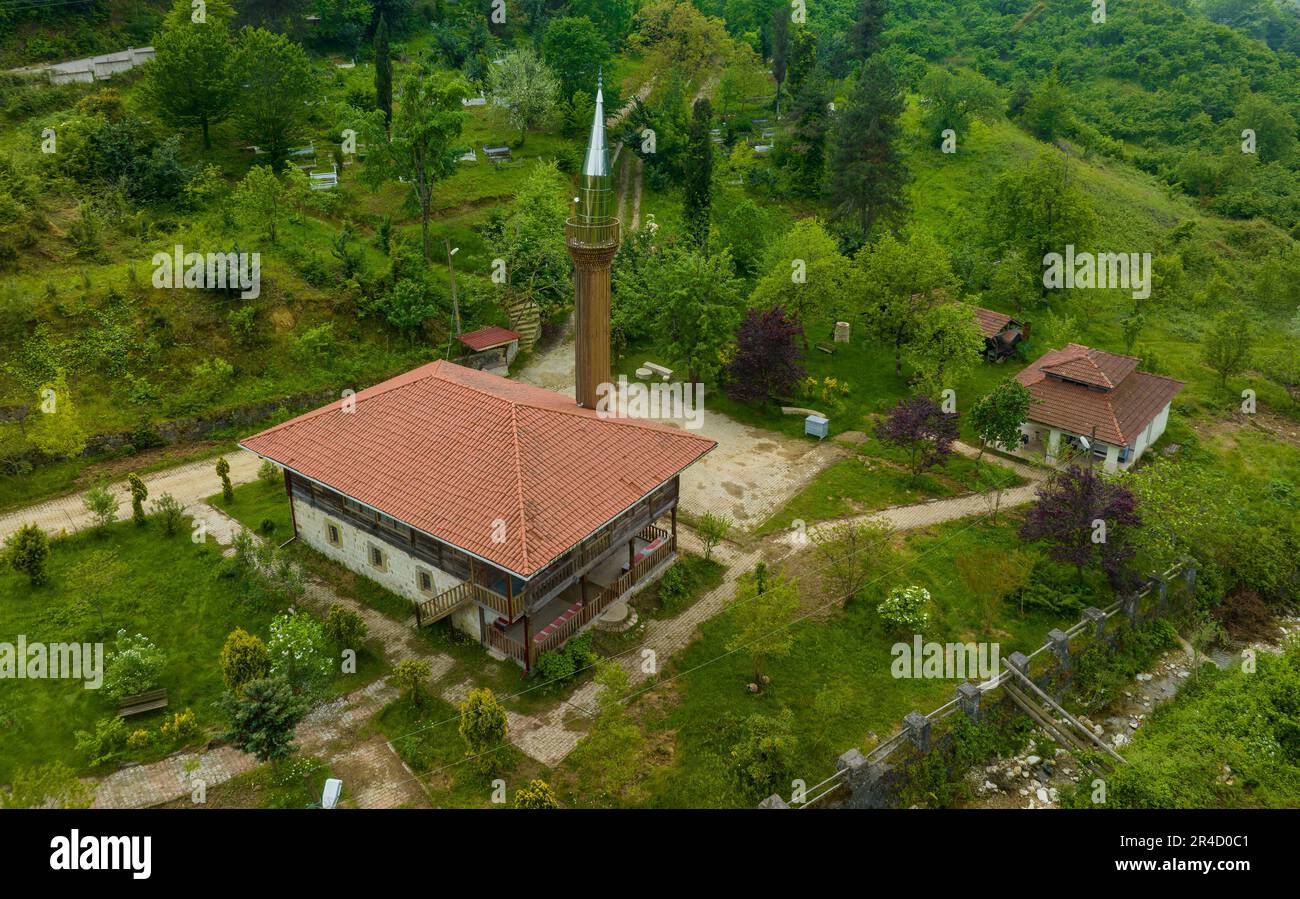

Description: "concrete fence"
761 557 1198 809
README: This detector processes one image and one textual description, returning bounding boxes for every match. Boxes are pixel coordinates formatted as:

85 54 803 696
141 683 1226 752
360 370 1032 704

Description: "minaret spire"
567 76 621 409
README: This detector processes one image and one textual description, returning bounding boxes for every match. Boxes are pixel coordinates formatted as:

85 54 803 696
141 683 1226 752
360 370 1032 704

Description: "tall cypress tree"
375 13 392 126
683 97 714 249
829 54 909 238
770 3 789 117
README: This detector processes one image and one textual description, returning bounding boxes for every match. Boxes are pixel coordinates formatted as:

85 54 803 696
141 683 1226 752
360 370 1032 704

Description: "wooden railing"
486 626 529 665
528 531 677 667
416 580 522 628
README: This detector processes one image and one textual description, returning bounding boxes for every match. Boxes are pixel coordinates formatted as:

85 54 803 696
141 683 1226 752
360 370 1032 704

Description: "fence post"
1150 574 1169 615
956 682 981 721
1006 651 1030 676
1048 628 1070 669
1082 606 1106 640
1178 555 1198 596
1122 592 1139 625
759 794 789 808
903 711 931 753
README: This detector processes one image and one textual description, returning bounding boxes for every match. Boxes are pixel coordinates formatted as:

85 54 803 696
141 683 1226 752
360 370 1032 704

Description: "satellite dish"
1077 436 1091 451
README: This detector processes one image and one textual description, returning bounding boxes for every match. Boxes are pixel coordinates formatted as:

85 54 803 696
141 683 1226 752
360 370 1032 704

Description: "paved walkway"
0 450 263 542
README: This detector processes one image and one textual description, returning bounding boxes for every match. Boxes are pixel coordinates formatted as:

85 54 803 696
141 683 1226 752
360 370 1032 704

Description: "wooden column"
523 615 531 673
580 573 588 604
628 539 635 570
671 504 678 544
284 469 299 538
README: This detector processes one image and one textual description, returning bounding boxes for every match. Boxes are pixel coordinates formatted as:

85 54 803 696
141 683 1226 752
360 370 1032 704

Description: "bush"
257 460 281 487
877 585 931 632
535 647 576 683
82 484 119 532
4 523 49 586
658 563 690 608
102 630 165 701
126 728 152 750
267 611 333 692
323 605 367 651
149 492 185 536
221 627 271 692
513 779 560 808
74 716 129 767
731 708 798 797
159 708 198 743
392 658 432 705
258 518 277 536
458 687 508 772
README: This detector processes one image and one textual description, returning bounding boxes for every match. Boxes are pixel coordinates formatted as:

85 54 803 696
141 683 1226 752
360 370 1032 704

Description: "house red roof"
240 360 715 577
457 325 519 351
972 306 1014 339
1015 344 1183 446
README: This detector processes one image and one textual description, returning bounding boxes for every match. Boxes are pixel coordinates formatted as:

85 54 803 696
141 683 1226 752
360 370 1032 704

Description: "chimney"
566 74 620 409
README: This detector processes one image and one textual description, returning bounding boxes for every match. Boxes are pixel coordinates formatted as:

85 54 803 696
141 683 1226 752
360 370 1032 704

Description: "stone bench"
642 362 672 380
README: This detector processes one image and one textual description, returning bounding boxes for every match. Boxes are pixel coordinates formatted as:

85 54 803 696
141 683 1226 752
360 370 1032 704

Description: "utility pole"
445 239 461 336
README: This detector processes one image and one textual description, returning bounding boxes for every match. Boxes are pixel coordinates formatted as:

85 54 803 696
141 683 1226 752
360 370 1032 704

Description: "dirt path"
0 449 263 542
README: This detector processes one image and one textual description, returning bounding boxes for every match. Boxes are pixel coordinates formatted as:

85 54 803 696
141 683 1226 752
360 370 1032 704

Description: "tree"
1202 305 1255 387
5 523 49 586
358 70 467 260
458 687 508 772
848 0 888 60
630 0 735 82
231 27 315 164
986 150 1097 300
1021 69 1073 142
683 97 714 248
751 218 854 346
569 0 638 50
489 47 560 146
716 45 768 120
856 231 960 377
811 519 895 607
697 512 733 560
564 657 647 803
215 456 234 503
127 473 147 526
150 493 186 536
783 71 831 200
731 708 797 796
829 54 908 239
219 676 308 767
233 165 292 243
540 16 611 104
0 762 93 809
1231 93 1298 164
770 3 789 117
220 627 271 692
919 67 1001 149
383 278 439 340
267 610 332 691
969 378 1032 461
875 395 958 481
513 779 560 808
726 564 799 686
374 12 392 126
83 484 119 532
323 605 367 651
725 304 805 403
903 303 985 397
144 0 237 149
1019 465 1142 589
392 658 432 706
785 26 817 96
26 372 87 459
489 161 571 321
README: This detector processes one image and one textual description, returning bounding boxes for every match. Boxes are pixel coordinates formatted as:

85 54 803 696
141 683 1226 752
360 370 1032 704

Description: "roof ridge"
507 400 531 573
512 398 717 441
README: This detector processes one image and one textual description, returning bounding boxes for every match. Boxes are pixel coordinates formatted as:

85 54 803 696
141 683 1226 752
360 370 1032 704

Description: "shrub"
323 605 367 651
392 658 432 705
513 779 560 809
127 729 152 750
258 518 277 536
458 687 508 772
877 585 931 632
150 492 186 536
658 563 690 608
267 611 333 692
4 523 49 586
535 647 577 683
696 512 732 560
257 460 281 487
731 708 798 797
221 627 271 692
219 676 308 766
74 716 129 767
102 630 165 701
0 762 93 809
127 472 147 526
82 484 119 532
159 708 198 743
215 456 234 503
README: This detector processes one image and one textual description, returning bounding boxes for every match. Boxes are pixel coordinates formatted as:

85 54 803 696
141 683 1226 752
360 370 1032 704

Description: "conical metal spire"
571 72 615 238
582 71 609 179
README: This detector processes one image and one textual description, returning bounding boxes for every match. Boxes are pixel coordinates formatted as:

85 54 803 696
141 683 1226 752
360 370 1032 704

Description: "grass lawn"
159 754 336 810
632 515 1084 808
372 689 548 808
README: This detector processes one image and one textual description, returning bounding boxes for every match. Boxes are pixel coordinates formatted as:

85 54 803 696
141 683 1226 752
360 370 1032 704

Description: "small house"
972 307 1029 362
1015 344 1183 472
456 325 520 373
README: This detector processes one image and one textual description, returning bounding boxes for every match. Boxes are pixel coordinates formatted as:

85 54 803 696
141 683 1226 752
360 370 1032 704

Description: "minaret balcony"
565 217 621 249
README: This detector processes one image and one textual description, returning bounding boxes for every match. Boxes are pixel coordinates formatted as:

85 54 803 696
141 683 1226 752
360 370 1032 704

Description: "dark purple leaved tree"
725 305 806 403
1019 465 1143 590
875 395 958 480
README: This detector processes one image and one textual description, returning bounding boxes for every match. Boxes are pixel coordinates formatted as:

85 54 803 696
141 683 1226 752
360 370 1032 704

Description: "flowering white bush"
102 630 165 700
267 611 333 690
878 586 931 632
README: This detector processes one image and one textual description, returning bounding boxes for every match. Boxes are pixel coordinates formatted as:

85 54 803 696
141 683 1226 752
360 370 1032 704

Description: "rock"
1136 672 1153 682
1129 719 1139 729
1048 787 1059 802
983 781 998 792
1036 787 1050 803
1018 788 1029 797
1112 733 1130 748
746 683 759 693
1026 755 1041 766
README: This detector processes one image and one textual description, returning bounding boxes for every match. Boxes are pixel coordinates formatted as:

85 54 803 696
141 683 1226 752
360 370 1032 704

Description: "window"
369 544 386 570
417 569 434 594
326 522 342 547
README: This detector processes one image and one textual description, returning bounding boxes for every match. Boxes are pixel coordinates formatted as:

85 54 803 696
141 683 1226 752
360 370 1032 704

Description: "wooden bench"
118 688 168 718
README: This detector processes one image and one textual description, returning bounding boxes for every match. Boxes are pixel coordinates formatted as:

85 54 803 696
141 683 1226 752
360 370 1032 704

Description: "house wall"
292 495 476 635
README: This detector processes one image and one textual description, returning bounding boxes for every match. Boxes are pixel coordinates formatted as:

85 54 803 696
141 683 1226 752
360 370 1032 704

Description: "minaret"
567 74 620 409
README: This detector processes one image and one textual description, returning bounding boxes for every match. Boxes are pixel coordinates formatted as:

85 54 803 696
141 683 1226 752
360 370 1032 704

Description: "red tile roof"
1016 344 1183 445
457 325 519 351
240 360 715 577
972 306 1014 339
